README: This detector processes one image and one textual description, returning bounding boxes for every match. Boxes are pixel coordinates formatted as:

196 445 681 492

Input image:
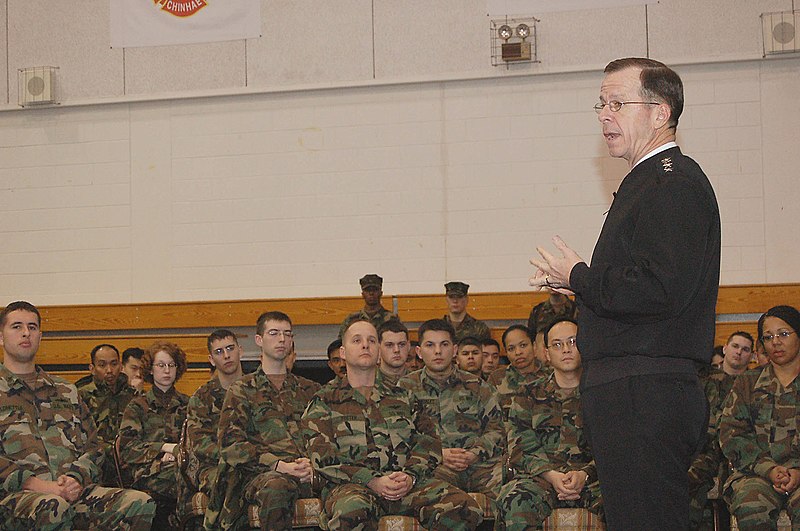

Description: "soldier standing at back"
339 274 398 339
443 282 491 343
205 311 317 530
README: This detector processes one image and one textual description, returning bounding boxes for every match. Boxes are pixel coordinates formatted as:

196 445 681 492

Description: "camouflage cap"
360 274 383 290
445 281 469 297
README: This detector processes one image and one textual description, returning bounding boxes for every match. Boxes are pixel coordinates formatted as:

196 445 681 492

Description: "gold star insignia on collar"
661 157 673 172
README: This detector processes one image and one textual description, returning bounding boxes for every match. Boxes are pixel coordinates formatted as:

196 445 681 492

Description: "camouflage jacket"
205 370 317 529
185 374 227 494
527 298 578 334
339 306 398 339
302 374 441 490
399 367 504 462
689 367 736 486
119 386 189 485
488 363 549 421
294 373 322 397
377 367 407 389
719 364 800 481
508 372 596 482
444 313 491 343
77 372 137 447
0 364 101 496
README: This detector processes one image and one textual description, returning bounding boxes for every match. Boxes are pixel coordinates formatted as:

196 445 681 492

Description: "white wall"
0 0 798 304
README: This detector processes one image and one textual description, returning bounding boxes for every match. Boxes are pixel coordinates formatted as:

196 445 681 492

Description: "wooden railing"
11 283 800 395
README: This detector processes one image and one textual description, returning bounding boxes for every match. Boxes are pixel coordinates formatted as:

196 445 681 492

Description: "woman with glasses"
119 341 190 528
719 305 800 529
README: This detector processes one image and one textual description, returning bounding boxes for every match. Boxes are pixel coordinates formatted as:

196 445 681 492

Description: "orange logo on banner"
154 0 208 18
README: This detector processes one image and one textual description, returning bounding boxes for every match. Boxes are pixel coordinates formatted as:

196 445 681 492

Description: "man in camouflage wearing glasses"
0 301 155 530
303 318 483 530
205 311 318 530
496 318 603 530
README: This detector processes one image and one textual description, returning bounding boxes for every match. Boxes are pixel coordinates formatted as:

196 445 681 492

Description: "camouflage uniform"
526 297 578 334
119 386 189 499
719 364 800 529
295 372 322 396
488 363 548 422
204 370 317 530
77 372 138 485
688 367 736 529
496 373 602 530
0 364 155 530
444 313 491 343
377 367 406 389
182 374 226 503
399 367 504 499
303 374 483 531
339 307 398 339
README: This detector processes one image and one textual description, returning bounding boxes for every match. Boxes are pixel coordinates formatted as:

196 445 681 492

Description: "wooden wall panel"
36 335 211 365
53 368 211 397
715 284 800 315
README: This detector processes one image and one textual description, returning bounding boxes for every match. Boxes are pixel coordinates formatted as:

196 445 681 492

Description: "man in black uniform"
530 57 720 530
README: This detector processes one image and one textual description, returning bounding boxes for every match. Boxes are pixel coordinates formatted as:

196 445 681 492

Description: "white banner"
487 0 655 16
110 0 261 48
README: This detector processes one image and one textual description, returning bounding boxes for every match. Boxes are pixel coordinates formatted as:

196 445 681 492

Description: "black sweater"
570 146 720 385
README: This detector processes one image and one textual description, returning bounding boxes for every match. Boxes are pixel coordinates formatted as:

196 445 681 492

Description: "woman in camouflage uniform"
119 341 190 527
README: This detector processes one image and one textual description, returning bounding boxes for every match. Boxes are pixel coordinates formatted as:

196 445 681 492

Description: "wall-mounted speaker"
18 66 58 107
762 10 799 56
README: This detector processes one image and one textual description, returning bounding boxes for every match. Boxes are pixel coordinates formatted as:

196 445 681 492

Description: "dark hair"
122 347 144 364
327 338 343 359
458 336 482 350
256 311 292 336
502 324 532 348
482 338 500 350
142 341 188 384
543 317 578 347
0 301 40 328
417 319 456 343
604 57 684 130
90 343 120 364
377 319 408 342
207 329 238 353
757 305 800 343
726 331 754 347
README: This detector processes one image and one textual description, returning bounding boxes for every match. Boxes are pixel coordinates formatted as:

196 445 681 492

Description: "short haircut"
502 324 532 348
327 339 343 359
256 311 292 336
543 317 579 347
90 343 120 364
604 57 684 130
142 341 188 384
726 331 754 347
0 301 40 328
377 319 408 342
122 347 144 364
458 336 482 350
482 338 500 350
342 318 375 342
417 319 455 343
207 329 238 353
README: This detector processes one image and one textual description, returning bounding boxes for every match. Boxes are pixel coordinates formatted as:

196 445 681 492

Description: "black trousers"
581 373 708 531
